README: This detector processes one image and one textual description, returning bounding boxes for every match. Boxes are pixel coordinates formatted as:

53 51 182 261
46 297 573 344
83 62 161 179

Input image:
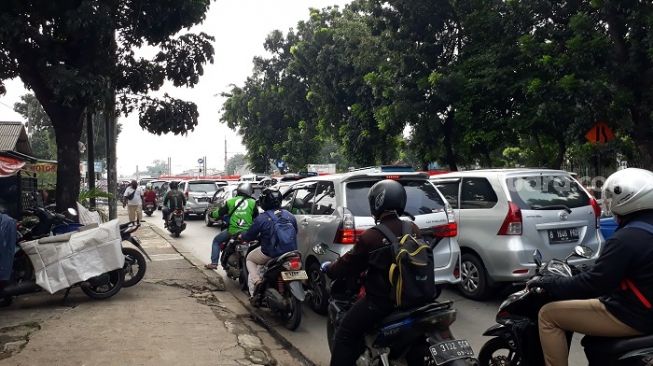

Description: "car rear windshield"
188 182 217 193
151 181 166 190
345 179 445 216
506 175 590 210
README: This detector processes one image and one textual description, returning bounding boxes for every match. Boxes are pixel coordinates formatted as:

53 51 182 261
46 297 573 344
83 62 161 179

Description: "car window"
188 182 217 193
460 178 498 209
290 184 317 215
345 179 445 216
507 175 590 210
433 181 460 209
179 182 186 191
314 182 336 215
282 190 295 211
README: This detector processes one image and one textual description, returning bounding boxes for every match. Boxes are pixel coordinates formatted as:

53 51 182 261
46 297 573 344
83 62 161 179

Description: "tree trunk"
52 120 83 213
442 112 458 171
552 139 567 170
105 92 118 220
630 106 653 170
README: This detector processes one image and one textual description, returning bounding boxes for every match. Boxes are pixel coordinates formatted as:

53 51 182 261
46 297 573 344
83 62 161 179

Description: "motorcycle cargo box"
19 219 124 294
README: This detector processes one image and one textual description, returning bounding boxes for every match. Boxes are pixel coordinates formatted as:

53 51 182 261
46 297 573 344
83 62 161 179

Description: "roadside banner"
26 162 57 189
307 164 336 174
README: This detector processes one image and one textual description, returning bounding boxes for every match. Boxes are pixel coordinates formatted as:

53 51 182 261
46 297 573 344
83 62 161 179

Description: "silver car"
431 169 603 299
282 166 462 314
179 180 219 218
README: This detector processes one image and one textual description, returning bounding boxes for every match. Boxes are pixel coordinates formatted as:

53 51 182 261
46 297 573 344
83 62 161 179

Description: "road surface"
144 210 586 365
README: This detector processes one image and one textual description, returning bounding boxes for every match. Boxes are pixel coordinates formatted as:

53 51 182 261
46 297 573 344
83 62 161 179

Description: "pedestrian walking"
123 180 143 224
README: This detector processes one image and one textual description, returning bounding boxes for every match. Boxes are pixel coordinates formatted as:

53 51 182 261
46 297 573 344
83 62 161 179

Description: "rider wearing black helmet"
162 181 186 225
241 188 298 298
206 182 258 270
322 179 420 366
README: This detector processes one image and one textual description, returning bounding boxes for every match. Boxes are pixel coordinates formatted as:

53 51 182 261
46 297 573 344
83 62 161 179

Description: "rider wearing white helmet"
529 168 653 366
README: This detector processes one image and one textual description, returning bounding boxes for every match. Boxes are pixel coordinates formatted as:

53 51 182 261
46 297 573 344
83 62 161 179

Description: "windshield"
151 181 166 190
345 179 445 216
188 182 217 193
507 175 590 210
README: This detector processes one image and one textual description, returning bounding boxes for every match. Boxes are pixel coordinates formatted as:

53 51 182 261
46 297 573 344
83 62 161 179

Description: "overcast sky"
0 0 351 176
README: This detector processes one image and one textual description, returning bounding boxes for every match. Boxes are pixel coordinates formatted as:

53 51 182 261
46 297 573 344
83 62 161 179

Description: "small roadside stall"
0 122 39 219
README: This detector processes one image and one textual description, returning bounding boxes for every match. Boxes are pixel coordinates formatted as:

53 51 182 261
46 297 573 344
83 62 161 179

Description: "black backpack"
373 221 437 308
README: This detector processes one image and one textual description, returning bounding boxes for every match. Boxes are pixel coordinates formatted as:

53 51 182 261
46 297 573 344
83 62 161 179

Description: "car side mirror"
533 249 543 268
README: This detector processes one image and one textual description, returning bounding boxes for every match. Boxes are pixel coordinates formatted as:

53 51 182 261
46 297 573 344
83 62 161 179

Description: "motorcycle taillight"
283 257 302 271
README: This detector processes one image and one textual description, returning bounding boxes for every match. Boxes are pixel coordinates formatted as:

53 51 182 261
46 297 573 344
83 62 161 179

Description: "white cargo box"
19 219 124 294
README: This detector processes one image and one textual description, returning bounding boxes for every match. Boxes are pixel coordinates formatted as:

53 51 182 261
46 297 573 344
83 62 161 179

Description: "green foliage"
143 160 168 178
225 153 247 175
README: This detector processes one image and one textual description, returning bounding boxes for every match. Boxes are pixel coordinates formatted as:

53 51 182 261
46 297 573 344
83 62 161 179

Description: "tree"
143 160 168 178
225 153 247 175
0 1 215 211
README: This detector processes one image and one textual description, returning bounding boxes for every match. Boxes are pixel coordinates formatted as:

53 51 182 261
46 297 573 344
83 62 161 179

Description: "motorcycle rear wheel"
479 337 521 366
122 247 147 287
284 296 302 331
81 268 124 299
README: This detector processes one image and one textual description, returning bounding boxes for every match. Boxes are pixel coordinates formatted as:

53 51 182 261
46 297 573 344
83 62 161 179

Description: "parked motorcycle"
246 242 306 331
1 209 124 307
167 209 186 237
479 246 653 365
314 243 476 366
119 222 151 287
143 202 156 217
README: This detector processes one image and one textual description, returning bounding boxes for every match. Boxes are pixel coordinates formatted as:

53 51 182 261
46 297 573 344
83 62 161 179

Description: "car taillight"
334 228 364 244
433 222 458 237
498 202 522 235
590 198 601 228
283 257 302 271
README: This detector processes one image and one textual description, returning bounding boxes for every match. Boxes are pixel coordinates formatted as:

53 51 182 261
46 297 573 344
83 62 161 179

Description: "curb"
156 224 319 366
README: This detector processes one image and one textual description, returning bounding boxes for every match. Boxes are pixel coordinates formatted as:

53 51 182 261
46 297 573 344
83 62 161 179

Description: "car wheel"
307 262 329 315
458 253 493 300
204 213 213 227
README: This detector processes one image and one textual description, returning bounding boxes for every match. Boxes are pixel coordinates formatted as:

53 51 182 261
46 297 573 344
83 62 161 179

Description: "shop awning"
0 155 26 177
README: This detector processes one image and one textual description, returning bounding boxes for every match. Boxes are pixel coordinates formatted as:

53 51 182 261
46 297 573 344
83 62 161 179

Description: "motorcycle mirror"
533 249 543 268
574 245 593 259
67 208 78 216
312 243 328 255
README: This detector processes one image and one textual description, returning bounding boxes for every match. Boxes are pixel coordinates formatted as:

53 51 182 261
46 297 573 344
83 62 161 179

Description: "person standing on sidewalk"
205 183 258 270
123 180 143 224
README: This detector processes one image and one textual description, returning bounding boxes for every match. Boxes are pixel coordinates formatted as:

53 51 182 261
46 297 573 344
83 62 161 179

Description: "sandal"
204 263 218 270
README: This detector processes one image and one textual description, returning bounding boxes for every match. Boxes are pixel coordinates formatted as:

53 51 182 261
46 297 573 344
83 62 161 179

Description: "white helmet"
602 168 653 216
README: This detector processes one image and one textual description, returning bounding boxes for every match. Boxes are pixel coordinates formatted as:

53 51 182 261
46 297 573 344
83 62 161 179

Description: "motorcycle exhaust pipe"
0 281 40 297
264 288 288 311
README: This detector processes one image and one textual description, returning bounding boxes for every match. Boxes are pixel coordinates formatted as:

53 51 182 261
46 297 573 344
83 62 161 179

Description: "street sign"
585 122 615 144
198 158 204 164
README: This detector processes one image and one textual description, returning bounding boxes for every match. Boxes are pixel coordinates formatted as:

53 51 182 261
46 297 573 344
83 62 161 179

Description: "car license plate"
429 339 474 365
281 270 308 281
548 228 580 244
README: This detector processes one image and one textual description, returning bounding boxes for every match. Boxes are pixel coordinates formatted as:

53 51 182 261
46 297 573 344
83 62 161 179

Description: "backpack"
619 221 653 309
373 221 437 308
265 210 297 258
125 188 135 201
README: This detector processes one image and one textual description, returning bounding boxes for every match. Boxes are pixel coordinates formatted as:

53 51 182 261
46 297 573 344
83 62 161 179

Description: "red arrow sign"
585 122 615 144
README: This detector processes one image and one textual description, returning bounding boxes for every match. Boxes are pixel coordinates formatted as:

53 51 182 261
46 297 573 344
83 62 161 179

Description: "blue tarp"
0 213 16 281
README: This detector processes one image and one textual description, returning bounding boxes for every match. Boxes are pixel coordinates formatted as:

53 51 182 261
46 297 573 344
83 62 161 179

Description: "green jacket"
213 195 257 235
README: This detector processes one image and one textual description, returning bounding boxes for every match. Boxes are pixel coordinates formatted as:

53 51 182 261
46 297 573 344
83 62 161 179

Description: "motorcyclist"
205 183 258 270
321 179 421 366
162 181 186 226
527 168 653 366
240 188 298 299
143 183 157 207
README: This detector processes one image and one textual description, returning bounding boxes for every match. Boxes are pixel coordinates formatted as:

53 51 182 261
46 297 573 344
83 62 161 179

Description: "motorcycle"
119 222 151 287
479 246 653 366
1 208 124 307
167 209 186 237
245 242 306 331
143 202 156 217
220 235 250 290
315 243 476 366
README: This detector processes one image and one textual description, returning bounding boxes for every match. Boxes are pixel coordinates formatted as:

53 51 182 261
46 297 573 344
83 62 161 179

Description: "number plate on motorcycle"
429 339 474 365
281 270 308 281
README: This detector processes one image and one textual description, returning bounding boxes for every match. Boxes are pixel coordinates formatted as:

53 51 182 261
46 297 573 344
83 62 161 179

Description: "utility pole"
105 89 118 220
86 111 96 209
224 137 227 175
204 156 207 176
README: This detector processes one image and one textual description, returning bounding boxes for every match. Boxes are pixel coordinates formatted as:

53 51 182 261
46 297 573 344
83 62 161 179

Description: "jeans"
211 230 231 264
330 297 394 366
539 299 641 366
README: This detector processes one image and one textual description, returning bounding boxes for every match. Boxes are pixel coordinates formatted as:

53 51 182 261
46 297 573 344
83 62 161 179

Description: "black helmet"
259 188 282 211
237 182 253 197
169 181 178 190
368 179 406 219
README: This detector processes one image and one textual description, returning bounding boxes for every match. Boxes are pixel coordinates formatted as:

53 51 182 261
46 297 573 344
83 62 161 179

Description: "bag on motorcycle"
265 210 297 258
373 221 437 308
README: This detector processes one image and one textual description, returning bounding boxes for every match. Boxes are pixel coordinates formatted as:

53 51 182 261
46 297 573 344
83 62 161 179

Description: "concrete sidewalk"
0 213 302 366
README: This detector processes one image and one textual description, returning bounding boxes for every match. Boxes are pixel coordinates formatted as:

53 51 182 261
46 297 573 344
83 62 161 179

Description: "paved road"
144 210 586 365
